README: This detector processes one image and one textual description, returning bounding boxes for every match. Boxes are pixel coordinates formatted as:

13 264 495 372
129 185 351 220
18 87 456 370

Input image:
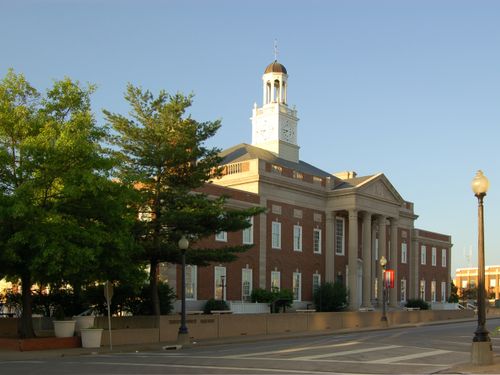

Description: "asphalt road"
2 318 500 374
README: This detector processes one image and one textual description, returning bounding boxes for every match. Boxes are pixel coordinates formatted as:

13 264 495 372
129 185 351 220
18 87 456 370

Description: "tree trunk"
150 259 160 316
18 272 35 338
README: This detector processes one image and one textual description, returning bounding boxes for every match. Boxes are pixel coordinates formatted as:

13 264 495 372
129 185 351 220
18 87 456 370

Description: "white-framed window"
313 228 322 254
490 279 497 288
432 247 437 266
214 266 226 300
421 245 426 265
401 279 407 302
441 249 447 267
312 273 321 294
419 279 426 300
293 272 302 301
242 268 253 301
271 271 281 291
293 225 302 252
335 217 345 255
272 221 281 249
242 217 254 245
431 280 436 302
461 280 468 289
185 265 197 300
441 281 447 302
215 231 227 242
401 242 407 264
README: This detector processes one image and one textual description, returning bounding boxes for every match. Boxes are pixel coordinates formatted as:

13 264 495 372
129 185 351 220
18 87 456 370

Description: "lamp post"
380 255 388 322
177 235 189 345
471 170 493 365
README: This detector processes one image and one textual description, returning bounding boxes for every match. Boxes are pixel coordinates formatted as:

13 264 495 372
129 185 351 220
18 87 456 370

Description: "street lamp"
380 255 388 322
177 235 190 345
471 170 493 365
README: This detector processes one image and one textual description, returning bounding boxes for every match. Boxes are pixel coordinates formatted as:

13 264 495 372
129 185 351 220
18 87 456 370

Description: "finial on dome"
274 39 279 61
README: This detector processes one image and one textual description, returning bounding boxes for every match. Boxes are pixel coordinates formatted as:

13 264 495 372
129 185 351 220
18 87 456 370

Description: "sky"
1 0 500 276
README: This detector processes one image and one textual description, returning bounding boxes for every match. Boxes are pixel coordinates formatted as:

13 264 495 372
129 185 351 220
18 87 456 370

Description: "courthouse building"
167 60 452 310
454 266 500 300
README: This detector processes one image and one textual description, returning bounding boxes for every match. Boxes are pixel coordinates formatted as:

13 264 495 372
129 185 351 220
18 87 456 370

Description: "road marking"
223 341 359 358
293 345 401 360
84 361 347 374
367 349 451 364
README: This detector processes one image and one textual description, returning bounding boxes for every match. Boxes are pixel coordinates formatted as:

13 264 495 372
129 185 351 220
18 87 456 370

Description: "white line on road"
223 341 359 359
293 345 401 360
367 349 451 364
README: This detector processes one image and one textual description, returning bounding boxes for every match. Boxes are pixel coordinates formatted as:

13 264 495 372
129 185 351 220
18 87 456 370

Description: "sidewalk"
1 317 500 374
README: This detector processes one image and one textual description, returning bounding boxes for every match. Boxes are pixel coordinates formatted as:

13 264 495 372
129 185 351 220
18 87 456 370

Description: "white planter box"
81 328 103 348
73 316 95 334
53 320 76 338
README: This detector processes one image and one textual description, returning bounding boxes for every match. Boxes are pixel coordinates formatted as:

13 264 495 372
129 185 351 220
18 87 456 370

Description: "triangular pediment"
357 174 404 205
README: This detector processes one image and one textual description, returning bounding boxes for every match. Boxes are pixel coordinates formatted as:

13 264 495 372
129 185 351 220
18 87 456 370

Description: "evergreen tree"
0 70 138 337
105 85 263 315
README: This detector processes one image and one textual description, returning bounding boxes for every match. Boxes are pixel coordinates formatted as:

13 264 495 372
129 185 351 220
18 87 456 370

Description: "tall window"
241 268 253 301
441 281 447 303
313 229 322 254
421 245 426 265
272 221 281 249
293 272 302 301
431 280 436 302
293 225 302 251
401 279 407 302
335 217 345 255
431 247 437 266
271 271 281 291
401 242 407 264
312 273 321 294
441 249 447 267
215 231 227 242
419 280 426 300
214 266 226 300
185 265 197 300
242 217 254 245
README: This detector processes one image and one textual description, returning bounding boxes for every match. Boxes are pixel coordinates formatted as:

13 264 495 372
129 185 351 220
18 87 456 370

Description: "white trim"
431 247 437 266
241 268 253 301
215 231 227 242
214 266 226 300
185 265 197 300
272 221 281 249
401 242 407 264
293 272 302 301
293 225 302 252
313 228 322 254
242 217 254 245
271 270 281 291
420 245 426 265
335 217 345 256
441 248 447 267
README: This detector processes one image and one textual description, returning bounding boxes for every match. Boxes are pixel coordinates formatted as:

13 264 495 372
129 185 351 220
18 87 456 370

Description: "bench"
358 307 374 312
404 307 421 311
296 309 315 313
186 310 204 315
210 310 233 314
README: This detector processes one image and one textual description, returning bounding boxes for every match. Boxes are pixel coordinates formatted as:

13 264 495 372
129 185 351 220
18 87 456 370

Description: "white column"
348 210 359 310
389 218 399 307
371 221 378 303
325 212 335 283
362 212 372 308
378 216 387 306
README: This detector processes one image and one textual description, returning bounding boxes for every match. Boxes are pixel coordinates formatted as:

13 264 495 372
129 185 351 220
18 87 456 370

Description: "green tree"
313 282 348 312
448 281 459 303
0 70 138 337
104 85 263 315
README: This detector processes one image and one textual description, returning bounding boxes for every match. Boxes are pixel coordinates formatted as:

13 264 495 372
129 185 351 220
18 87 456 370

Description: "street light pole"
380 255 388 322
471 170 493 365
177 235 189 345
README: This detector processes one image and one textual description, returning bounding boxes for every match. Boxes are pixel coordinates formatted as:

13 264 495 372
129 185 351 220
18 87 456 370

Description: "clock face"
281 121 296 143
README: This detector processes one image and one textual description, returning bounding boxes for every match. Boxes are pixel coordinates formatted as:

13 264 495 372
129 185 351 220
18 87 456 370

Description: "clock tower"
251 60 300 163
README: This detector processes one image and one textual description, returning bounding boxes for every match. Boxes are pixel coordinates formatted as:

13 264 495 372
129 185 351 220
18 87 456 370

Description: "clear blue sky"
2 0 500 275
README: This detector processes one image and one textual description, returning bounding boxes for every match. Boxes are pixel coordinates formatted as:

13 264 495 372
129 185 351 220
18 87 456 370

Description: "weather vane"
274 39 279 61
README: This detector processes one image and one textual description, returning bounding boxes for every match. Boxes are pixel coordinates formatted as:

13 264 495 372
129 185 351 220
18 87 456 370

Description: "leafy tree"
448 281 459 303
104 85 263 315
313 282 348 312
0 70 138 337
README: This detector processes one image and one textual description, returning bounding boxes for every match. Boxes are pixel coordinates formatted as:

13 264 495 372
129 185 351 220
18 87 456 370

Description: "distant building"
454 266 500 299
163 59 453 310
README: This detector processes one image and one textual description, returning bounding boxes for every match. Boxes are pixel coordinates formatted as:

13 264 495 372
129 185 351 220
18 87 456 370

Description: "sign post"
104 281 114 350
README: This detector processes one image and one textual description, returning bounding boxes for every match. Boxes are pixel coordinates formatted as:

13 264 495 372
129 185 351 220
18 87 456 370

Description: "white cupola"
251 60 300 163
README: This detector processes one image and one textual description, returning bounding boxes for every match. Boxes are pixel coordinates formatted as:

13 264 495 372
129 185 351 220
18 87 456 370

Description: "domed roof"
264 60 287 74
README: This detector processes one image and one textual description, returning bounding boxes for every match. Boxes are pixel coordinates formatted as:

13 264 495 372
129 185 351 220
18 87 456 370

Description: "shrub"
251 288 274 303
313 282 347 312
405 299 430 310
270 289 294 313
204 298 230 314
